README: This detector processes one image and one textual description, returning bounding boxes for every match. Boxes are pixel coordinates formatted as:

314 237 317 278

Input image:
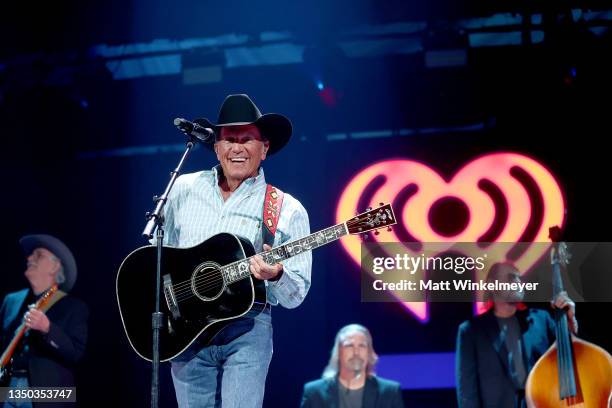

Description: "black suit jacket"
455 308 555 408
301 375 405 408
1 289 89 407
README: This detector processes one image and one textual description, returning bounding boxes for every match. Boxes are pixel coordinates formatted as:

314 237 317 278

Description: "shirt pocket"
227 211 262 248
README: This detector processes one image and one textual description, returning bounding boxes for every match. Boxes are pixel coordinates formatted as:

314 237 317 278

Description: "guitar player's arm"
267 197 312 309
37 298 89 365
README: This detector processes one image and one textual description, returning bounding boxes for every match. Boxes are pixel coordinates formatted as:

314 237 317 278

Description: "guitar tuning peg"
387 226 393 232
379 202 384 206
374 230 380 236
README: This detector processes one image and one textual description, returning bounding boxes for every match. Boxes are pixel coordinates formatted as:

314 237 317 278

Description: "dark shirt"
338 381 364 408
301 375 405 408
496 316 527 389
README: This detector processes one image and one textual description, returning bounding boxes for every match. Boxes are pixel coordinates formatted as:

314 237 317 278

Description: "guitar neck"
0 324 27 367
552 262 565 299
550 242 578 399
222 223 348 284
1 285 57 368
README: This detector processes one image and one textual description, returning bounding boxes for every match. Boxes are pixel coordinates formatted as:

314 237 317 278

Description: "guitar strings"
171 223 349 294
172 244 302 301
170 220 377 302
175 275 224 302
172 246 315 301
172 224 348 298
172 249 287 301
171 220 381 302
172 251 275 298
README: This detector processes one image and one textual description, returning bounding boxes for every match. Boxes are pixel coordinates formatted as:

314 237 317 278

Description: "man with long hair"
301 324 404 408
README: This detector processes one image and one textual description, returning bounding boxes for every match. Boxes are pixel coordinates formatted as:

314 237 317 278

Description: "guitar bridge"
163 274 181 320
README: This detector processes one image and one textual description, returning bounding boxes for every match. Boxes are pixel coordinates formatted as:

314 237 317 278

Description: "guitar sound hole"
191 262 225 301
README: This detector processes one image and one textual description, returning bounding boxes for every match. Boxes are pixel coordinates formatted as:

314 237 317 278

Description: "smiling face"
214 124 269 186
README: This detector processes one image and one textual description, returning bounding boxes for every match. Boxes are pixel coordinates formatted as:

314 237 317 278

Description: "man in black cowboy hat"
0 234 88 408
164 94 312 407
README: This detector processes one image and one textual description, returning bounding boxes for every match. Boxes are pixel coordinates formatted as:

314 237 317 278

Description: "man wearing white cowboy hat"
164 94 312 407
0 234 88 408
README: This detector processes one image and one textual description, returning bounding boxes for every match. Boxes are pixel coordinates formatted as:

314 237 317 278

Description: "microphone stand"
142 135 198 408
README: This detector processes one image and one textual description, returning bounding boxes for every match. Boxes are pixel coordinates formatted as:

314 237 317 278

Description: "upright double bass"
526 229 612 407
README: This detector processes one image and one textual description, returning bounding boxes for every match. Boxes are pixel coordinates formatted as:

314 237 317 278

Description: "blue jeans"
3 376 33 408
171 308 273 408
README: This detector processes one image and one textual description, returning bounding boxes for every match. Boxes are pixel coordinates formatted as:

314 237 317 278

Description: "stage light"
303 44 347 108
319 87 340 108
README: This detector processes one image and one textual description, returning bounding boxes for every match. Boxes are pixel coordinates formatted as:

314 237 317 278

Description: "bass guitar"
526 227 612 407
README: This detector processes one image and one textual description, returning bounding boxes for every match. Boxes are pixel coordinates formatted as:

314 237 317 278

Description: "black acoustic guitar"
116 203 395 362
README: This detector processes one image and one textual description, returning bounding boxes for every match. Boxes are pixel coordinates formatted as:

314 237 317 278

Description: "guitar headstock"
549 226 571 266
346 203 397 235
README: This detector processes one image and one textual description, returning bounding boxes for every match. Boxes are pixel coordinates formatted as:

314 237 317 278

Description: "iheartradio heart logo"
336 152 566 322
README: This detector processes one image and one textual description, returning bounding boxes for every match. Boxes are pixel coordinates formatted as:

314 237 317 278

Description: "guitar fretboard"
221 223 348 284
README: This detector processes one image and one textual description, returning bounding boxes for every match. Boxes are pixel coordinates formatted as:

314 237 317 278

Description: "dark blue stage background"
1 1 611 407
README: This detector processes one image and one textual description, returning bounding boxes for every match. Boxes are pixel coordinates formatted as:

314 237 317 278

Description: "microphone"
173 118 214 143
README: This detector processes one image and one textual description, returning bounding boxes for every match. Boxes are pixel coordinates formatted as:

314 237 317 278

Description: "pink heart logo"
336 152 566 322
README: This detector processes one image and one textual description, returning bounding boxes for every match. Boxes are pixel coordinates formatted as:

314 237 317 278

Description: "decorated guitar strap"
262 184 284 247
38 290 67 313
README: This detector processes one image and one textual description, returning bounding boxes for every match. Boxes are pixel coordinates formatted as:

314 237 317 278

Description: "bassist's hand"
250 244 284 281
551 291 578 334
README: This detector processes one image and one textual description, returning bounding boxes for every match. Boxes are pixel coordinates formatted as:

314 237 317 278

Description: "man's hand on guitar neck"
24 307 51 334
250 244 284 282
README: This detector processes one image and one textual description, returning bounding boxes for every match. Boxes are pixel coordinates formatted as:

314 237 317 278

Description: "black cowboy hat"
19 234 77 292
194 94 292 155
